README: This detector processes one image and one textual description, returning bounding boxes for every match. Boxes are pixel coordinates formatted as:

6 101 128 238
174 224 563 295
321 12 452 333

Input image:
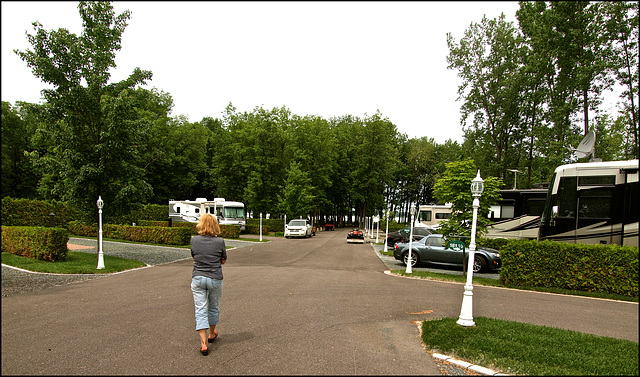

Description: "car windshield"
289 220 306 227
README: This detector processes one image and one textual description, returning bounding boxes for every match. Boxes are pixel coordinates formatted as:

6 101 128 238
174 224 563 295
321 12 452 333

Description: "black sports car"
393 234 501 273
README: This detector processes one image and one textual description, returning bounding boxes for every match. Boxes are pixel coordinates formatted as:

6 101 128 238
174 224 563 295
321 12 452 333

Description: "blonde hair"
196 213 221 236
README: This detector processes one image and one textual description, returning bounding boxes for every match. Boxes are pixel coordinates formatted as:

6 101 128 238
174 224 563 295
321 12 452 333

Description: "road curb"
430 353 509 376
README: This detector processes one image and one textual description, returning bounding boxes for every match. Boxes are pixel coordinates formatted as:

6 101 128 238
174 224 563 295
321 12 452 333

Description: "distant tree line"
2 1 637 225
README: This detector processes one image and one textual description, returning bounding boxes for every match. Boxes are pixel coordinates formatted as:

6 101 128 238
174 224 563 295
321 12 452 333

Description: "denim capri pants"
191 276 223 331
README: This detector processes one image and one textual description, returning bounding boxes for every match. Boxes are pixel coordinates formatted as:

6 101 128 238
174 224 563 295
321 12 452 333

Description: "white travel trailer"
415 203 452 229
168 198 246 230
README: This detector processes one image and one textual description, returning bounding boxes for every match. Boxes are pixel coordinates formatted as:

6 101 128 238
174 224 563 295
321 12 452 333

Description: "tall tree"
600 1 639 159
1 102 39 198
277 161 316 219
14 1 153 221
447 13 528 179
433 159 503 239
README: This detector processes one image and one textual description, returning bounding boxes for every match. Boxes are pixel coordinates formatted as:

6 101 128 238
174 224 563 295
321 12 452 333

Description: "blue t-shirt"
190 235 227 280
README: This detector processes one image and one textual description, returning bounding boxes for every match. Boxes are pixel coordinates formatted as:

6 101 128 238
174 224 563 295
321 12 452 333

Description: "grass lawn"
1 251 146 274
422 317 639 376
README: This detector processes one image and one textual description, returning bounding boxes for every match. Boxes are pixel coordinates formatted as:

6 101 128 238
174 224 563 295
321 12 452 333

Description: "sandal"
200 346 208 356
208 329 218 343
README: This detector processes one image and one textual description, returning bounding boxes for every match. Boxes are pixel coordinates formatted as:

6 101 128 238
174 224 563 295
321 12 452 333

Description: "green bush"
246 218 284 233
477 237 511 251
220 225 241 239
137 220 168 227
103 224 192 245
68 221 98 237
243 224 268 235
1 197 79 228
1 226 69 262
500 240 638 298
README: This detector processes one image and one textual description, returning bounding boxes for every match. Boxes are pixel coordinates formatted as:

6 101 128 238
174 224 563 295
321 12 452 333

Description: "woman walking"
190 213 227 355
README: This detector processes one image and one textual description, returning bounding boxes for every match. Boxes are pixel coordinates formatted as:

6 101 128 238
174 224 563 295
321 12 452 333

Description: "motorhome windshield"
216 206 244 219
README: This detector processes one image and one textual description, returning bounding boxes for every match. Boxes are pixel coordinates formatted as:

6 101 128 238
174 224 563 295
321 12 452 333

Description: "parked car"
347 228 365 243
386 226 435 249
324 223 335 231
285 219 312 238
393 234 501 273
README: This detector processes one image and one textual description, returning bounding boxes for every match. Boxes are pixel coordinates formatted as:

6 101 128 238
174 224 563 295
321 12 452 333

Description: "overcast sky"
3 1 528 143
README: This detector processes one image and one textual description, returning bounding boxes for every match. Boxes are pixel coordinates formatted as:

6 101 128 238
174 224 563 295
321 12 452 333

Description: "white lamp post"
405 203 416 274
384 209 390 251
508 169 521 190
457 170 484 327
260 213 263 242
96 196 105 270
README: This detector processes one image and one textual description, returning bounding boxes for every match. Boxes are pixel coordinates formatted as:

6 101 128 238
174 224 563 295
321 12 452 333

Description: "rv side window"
578 187 613 219
176 207 181 213
501 206 515 218
195 208 200 214
420 211 432 222
578 176 615 186
557 177 577 218
435 213 451 220
526 199 546 216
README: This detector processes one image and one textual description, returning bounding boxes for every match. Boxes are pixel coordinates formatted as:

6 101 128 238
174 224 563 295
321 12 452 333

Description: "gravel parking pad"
1 237 256 298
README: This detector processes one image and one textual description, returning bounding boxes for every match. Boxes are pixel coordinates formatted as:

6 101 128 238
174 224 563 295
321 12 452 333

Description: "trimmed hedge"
70 220 241 241
67 221 98 237
1 197 79 228
477 237 511 251
246 218 284 233
500 240 639 298
1 226 69 262
103 224 192 245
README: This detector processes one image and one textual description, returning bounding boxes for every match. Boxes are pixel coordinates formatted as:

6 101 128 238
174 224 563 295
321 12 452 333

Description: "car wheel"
402 251 419 267
473 255 486 273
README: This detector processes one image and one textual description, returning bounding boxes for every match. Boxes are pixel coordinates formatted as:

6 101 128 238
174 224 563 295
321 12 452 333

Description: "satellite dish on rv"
572 130 596 160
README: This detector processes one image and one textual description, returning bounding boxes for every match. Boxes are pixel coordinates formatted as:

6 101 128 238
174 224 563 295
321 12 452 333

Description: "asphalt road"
2 229 638 375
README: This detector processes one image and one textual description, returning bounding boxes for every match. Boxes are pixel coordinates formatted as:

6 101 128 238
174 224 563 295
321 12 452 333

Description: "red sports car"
347 228 365 243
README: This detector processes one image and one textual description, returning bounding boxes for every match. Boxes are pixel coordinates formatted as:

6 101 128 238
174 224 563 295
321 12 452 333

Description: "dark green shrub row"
1 226 69 262
220 225 241 239
67 221 98 237
131 220 241 239
243 224 268 235
246 218 284 233
500 240 639 298
477 237 511 251
103 224 192 245
1 197 168 227
1 197 80 228
137 220 168 227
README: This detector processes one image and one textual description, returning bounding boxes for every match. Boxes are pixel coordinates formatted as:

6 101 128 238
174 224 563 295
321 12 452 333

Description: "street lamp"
405 203 416 274
508 169 521 190
260 213 263 242
96 196 105 270
457 170 484 326
384 209 390 251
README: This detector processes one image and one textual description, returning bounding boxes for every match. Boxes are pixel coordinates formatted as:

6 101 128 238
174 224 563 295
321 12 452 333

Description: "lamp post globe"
96 196 105 270
405 203 416 274
457 170 484 327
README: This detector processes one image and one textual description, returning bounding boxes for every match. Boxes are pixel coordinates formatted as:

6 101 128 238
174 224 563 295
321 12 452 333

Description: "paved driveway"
2 229 638 375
